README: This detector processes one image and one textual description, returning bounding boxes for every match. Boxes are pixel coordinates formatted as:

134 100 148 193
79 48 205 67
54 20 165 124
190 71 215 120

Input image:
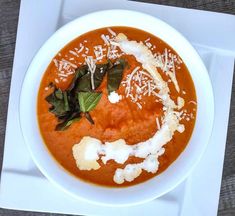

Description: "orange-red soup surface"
38 27 197 187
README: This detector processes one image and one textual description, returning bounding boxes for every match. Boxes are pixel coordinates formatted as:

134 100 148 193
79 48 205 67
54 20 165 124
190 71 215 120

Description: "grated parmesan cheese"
85 56 96 90
71 33 191 184
101 34 110 46
107 28 117 36
188 100 197 105
69 50 79 57
156 117 160 130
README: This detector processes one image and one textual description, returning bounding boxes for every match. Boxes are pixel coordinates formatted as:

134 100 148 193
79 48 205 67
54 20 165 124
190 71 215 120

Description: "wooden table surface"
0 0 234 215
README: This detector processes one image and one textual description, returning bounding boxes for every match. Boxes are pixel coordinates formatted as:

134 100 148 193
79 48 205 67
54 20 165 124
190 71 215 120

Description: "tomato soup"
37 27 197 187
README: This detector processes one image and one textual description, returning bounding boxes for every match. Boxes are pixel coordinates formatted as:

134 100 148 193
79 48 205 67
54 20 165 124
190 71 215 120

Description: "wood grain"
0 0 234 215
0 0 20 164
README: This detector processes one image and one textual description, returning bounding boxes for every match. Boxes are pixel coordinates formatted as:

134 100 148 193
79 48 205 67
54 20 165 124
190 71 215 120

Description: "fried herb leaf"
55 88 63 100
107 58 127 94
45 58 126 130
55 116 81 131
63 91 70 111
76 61 113 92
78 92 102 112
46 89 69 117
84 112 94 125
68 65 88 91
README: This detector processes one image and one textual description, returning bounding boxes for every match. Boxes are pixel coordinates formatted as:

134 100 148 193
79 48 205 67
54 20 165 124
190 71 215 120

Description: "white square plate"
0 0 234 215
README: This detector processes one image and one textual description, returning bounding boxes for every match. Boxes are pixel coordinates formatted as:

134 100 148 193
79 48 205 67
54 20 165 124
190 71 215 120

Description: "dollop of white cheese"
108 91 122 104
72 136 101 170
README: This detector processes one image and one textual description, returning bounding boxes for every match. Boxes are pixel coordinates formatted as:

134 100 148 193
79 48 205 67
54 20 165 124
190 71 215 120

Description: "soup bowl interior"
20 9 214 206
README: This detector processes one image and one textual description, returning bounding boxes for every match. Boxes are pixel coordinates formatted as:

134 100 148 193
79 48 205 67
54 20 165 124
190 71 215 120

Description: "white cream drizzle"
72 33 186 184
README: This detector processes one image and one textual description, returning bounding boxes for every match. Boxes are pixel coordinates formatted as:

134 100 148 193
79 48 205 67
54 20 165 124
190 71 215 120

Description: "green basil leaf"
55 89 63 100
107 58 127 94
55 117 81 131
76 73 92 92
46 91 68 117
106 59 114 69
55 111 81 131
45 59 123 130
76 62 111 92
49 104 67 117
63 91 70 111
94 67 106 89
68 65 89 91
78 92 102 112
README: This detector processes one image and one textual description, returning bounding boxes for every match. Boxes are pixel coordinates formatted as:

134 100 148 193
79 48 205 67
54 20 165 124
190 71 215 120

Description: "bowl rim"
19 9 214 207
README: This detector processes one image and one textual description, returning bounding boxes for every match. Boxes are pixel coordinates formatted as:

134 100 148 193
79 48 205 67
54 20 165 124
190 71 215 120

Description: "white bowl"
20 9 214 206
